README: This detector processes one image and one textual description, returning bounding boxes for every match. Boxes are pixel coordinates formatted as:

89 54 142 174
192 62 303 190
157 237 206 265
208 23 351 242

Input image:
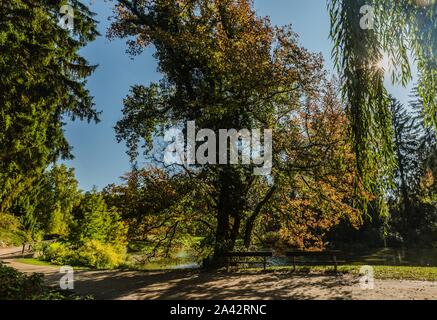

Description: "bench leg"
22 244 25 254
227 257 230 272
263 257 266 271
333 255 338 273
293 257 296 272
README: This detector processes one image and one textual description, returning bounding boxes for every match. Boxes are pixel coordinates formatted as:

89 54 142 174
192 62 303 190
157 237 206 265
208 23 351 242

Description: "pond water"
133 248 437 270
186 248 437 269
171 262 200 270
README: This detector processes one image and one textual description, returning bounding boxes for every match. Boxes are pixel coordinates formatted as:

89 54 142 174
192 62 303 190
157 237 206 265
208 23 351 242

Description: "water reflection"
135 248 437 270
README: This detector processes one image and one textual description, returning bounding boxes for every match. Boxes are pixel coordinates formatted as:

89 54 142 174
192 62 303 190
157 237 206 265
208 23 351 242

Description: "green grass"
14 258 437 281
15 258 90 270
242 265 437 281
15 258 57 267
126 263 186 271
370 265 437 281
17 257 191 272
129 263 437 281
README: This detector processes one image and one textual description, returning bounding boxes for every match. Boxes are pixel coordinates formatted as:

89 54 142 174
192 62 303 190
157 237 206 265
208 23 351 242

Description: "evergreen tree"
0 0 99 213
38 164 82 235
390 97 421 209
411 87 437 183
10 164 82 237
389 97 421 236
70 192 128 250
385 92 437 243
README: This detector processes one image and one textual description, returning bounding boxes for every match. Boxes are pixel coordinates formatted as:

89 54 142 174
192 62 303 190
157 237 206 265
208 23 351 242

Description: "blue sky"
63 0 417 191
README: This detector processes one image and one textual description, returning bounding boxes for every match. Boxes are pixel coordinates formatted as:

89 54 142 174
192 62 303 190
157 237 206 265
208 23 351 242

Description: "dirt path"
1 247 436 300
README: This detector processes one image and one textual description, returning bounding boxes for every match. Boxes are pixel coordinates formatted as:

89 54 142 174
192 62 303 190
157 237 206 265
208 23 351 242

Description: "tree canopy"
108 0 366 260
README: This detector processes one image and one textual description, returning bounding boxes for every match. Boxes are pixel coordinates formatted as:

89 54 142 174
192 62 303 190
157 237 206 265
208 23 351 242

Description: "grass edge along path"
241 265 437 282
15 258 91 270
14 258 437 282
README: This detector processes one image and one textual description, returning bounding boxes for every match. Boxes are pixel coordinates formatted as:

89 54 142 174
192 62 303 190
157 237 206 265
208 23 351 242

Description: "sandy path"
1 247 436 300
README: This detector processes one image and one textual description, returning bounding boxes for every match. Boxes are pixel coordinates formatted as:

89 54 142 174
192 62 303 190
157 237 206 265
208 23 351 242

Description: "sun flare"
375 52 392 73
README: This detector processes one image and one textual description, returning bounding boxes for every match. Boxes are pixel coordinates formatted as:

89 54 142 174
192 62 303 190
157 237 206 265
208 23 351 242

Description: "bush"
0 263 90 300
72 240 125 269
37 192 127 269
0 213 29 246
0 263 45 299
40 242 74 265
0 213 21 230
41 240 125 269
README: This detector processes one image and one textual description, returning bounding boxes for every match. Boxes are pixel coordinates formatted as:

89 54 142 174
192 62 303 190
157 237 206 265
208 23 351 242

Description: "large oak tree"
109 0 363 261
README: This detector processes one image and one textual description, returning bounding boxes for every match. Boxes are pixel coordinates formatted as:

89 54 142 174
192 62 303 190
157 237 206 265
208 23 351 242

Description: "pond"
131 247 437 270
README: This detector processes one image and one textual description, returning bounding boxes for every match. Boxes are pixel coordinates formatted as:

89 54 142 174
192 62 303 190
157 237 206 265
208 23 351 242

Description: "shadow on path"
2 247 435 300
69 270 355 300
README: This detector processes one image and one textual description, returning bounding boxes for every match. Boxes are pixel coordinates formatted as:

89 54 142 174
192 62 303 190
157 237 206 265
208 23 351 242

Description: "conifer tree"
0 0 99 213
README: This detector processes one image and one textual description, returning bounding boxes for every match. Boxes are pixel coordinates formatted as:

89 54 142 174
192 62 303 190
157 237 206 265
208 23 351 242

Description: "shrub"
72 240 125 269
0 263 45 299
38 192 128 269
0 263 90 300
0 213 21 230
41 240 125 269
0 213 29 246
40 242 74 265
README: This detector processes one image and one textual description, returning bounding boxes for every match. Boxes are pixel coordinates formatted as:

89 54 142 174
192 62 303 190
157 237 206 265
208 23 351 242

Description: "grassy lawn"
14 258 57 267
15 257 191 272
369 265 437 281
126 263 190 271
127 256 200 271
129 262 437 281
15 258 90 270
243 265 437 282
13 258 437 281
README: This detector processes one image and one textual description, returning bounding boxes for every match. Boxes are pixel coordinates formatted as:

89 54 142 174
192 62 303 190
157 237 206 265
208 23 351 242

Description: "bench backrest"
285 250 340 257
222 252 273 257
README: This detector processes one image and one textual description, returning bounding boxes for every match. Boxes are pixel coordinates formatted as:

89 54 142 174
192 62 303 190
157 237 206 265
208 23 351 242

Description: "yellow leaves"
418 168 437 205
421 169 435 190
267 85 368 249
276 172 362 248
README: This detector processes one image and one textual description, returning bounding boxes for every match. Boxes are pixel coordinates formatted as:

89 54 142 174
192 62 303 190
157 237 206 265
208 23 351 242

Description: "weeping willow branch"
328 0 436 213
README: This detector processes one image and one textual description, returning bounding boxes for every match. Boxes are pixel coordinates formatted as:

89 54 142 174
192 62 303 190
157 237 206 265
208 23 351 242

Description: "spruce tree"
0 0 99 213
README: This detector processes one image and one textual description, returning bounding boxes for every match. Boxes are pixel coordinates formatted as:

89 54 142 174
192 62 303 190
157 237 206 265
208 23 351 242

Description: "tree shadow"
61 269 355 300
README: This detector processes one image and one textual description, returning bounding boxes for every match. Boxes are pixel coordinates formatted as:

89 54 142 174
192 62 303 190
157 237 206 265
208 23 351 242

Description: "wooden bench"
222 252 273 271
286 250 341 272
